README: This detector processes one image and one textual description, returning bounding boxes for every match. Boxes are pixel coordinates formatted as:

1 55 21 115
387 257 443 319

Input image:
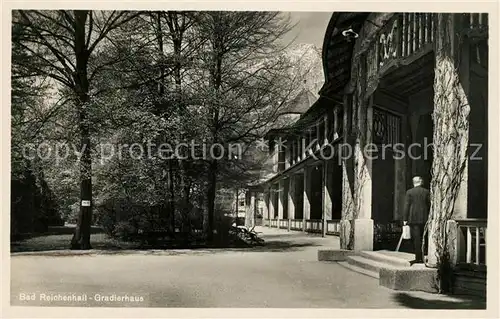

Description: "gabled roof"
279 88 318 115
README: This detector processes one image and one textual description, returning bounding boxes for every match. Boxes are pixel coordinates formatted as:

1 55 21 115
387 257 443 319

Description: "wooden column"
324 113 329 144
277 180 284 229
322 160 333 237
333 106 340 141
316 122 321 150
340 94 355 250
353 55 374 252
245 190 256 228
263 191 269 226
427 13 471 266
269 186 275 226
288 175 296 231
303 167 311 232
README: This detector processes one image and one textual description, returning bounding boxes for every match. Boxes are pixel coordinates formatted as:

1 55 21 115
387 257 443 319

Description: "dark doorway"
467 38 488 219
310 165 323 219
294 174 304 219
272 184 279 219
331 158 343 220
282 179 289 219
372 53 435 251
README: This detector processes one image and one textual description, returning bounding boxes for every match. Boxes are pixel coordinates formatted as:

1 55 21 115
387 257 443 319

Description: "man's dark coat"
404 185 430 224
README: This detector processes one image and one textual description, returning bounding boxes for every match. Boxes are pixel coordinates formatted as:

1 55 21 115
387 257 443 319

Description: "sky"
282 12 332 49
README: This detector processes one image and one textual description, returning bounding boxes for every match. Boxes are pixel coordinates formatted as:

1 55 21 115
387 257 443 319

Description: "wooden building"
246 13 488 286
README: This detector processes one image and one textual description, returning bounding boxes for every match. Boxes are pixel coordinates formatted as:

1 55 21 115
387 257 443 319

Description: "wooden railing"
266 219 341 236
305 219 323 233
326 220 341 235
289 219 303 231
456 219 487 267
279 219 288 229
460 13 488 44
399 13 435 61
367 13 436 82
462 13 488 29
269 219 278 228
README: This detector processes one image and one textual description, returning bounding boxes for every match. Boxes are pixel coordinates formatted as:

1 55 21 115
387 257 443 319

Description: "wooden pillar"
353 55 373 252
316 122 321 150
277 180 284 229
324 113 329 145
269 186 275 226
303 167 311 232
452 19 471 220
245 190 256 228
340 94 355 249
333 106 340 141
263 191 269 226
322 160 333 237
288 175 296 231
394 114 408 221
427 13 471 266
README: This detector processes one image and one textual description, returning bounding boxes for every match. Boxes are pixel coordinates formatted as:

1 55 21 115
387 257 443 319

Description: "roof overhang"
319 12 370 97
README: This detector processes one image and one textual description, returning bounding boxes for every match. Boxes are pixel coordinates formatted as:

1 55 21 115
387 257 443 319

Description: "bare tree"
13 10 138 249
192 12 298 239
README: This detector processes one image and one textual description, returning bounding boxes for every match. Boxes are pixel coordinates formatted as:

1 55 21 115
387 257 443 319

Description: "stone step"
338 261 379 279
359 250 412 268
318 249 355 261
332 252 439 293
346 255 395 275
379 264 438 293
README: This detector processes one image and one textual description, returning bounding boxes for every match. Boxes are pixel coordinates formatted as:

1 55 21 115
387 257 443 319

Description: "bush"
112 221 138 240
94 204 117 237
95 198 167 241
11 166 63 237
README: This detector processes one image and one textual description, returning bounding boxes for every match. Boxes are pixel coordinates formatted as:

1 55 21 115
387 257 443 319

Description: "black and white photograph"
2 1 497 317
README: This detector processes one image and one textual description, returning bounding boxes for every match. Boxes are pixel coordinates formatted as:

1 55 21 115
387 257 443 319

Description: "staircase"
319 246 487 296
319 249 439 293
338 250 414 279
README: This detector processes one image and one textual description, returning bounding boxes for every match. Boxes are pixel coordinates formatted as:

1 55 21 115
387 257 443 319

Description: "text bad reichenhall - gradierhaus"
19 292 145 303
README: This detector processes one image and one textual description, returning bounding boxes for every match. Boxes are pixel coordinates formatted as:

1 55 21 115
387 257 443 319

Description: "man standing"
403 176 431 263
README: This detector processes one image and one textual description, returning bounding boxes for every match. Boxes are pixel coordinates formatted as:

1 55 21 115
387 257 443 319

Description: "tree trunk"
155 12 177 234
168 161 176 233
206 160 217 241
205 17 223 241
71 10 92 250
173 33 190 233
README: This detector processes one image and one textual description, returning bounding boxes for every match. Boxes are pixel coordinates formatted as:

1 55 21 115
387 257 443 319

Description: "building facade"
245 12 488 270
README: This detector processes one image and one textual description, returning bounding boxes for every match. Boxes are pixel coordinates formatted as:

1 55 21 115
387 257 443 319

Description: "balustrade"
455 219 487 267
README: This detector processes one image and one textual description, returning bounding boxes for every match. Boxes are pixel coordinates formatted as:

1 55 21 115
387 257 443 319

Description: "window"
373 107 401 146
239 200 245 207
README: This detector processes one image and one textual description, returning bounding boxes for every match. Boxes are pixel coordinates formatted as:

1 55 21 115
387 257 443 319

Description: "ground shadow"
10 232 138 253
222 240 321 253
392 292 486 309
11 227 322 254
260 232 325 239
11 226 104 241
